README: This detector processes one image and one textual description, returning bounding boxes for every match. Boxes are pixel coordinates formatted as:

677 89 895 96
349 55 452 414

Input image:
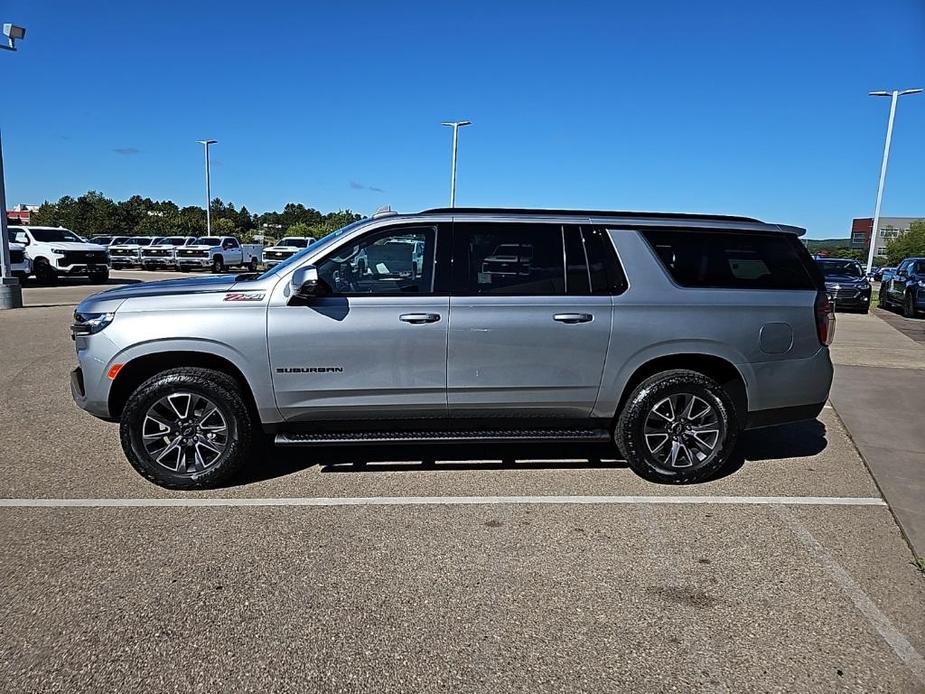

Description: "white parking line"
777 505 925 685
0 495 887 508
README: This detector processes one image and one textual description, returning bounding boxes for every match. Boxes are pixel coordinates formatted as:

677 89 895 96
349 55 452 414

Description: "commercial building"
850 216 923 256
5 203 39 225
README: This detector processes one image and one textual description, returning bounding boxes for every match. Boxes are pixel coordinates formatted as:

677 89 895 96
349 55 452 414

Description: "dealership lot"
1 272 923 692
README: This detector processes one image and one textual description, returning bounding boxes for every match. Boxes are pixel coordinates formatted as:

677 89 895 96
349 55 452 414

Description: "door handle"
553 313 593 324
399 313 441 324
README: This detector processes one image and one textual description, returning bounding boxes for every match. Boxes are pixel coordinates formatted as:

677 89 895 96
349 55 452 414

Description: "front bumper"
828 287 871 311
54 263 111 275
70 365 112 419
141 257 175 267
177 257 212 267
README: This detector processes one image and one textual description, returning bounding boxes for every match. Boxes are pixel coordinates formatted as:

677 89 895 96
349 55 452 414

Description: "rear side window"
641 229 819 290
452 223 565 295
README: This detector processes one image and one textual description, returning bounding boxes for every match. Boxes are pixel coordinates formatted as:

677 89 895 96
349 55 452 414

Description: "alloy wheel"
141 392 229 473
643 393 724 470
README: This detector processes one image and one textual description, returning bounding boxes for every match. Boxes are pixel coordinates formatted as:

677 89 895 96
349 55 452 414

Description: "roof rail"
420 207 763 223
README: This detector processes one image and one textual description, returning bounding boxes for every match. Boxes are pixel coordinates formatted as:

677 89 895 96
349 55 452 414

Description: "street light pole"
196 139 217 235
865 88 922 274
0 22 26 310
441 121 471 207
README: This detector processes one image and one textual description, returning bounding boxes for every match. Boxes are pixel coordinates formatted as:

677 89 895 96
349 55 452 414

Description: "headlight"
51 248 66 255
71 311 115 337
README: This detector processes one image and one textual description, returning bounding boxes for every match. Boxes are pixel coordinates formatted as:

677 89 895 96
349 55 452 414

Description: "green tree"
885 220 925 265
285 222 314 238
212 218 237 235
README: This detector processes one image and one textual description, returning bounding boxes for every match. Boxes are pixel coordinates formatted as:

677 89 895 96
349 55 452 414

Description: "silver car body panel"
71 210 831 428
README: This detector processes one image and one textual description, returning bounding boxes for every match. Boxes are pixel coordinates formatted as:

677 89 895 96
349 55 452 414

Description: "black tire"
179 266 190 273
878 287 890 309
33 258 58 285
616 369 740 484
211 256 225 274
904 291 917 318
248 258 258 272
120 367 255 489
88 269 109 284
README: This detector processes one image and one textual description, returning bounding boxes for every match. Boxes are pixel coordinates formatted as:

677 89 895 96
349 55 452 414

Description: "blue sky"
2 0 923 238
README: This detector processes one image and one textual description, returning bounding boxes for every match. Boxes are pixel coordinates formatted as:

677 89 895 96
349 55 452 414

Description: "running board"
275 428 612 447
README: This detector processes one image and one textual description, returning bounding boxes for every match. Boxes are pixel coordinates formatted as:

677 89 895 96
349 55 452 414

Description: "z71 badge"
223 291 266 302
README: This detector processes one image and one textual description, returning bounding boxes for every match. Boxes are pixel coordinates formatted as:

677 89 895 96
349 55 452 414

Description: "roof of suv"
411 207 805 235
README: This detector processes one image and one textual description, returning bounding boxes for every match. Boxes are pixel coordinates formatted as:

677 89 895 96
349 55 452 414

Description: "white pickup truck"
261 236 314 269
175 236 263 273
8 225 110 284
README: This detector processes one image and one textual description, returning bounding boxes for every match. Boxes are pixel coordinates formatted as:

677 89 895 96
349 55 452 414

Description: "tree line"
28 191 363 242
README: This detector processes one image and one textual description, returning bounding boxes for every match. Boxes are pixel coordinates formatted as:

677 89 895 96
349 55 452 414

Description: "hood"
90 274 240 302
824 274 868 285
264 245 299 252
182 244 216 250
45 241 108 252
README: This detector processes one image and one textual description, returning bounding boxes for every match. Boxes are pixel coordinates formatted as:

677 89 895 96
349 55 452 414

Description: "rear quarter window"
640 229 820 290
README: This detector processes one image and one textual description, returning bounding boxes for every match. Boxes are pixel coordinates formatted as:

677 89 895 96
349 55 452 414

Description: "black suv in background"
815 258 871 313
879 257 925 317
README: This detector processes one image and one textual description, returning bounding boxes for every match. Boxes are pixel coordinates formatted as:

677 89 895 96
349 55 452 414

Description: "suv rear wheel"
616 369 740 484
120 367 254 489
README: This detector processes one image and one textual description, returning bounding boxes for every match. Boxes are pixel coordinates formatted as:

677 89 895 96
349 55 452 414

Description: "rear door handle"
399 313 441 324
553 313 593 324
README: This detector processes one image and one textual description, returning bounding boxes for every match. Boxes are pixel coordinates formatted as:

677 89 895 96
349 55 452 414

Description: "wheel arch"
108 350 259 420
612 353 748 424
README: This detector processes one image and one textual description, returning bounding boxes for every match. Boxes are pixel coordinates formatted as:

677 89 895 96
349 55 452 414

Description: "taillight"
815 291 836 346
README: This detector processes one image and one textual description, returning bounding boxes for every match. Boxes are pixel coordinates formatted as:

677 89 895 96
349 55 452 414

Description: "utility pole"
196 139 218 234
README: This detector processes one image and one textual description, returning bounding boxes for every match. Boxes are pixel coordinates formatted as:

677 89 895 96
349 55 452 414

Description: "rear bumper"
745 402 825 429
743 347 833 415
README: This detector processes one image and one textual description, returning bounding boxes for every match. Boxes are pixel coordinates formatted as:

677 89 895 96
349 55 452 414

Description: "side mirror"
289 265 331 302
897 269 907 278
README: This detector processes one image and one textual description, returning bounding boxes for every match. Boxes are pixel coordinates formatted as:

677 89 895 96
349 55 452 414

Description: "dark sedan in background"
815 258 871 313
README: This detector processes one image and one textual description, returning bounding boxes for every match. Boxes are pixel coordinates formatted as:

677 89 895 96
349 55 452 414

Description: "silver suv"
70 208 835 489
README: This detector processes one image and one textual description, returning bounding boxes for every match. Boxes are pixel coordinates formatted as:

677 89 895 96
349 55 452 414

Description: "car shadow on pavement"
236 419 828 486
713 418 829 481
237 442 625 485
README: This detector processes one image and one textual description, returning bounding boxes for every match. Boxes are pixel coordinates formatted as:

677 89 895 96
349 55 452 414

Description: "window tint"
641 229 818 290
316 225 435 295
453 223 565 295
564 226 589 294
583 227 628 294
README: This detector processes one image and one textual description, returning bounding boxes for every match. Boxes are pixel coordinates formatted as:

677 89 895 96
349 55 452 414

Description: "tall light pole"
864 88 922 274
196 139 217 235
441 120 471 207
0 22 26 311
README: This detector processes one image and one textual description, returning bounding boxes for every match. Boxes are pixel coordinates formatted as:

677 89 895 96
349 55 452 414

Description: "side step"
275 428 612 447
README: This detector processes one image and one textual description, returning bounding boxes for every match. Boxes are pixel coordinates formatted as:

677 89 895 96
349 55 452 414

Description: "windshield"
195 237 221 245
127 237 156 246
90 236 113 244
161 237 188 246
278 238 310 248
255 219 368 280
817 260 863 278
29 228 84 243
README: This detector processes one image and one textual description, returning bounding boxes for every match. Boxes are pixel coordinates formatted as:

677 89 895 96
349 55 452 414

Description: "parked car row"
6 225 316 284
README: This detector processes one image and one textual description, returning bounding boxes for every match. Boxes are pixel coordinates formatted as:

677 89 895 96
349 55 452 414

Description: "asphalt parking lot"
1 271 924 692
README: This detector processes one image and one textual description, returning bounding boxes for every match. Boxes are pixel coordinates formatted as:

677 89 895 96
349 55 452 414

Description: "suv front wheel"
120 367 254 489
616 369 740 484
